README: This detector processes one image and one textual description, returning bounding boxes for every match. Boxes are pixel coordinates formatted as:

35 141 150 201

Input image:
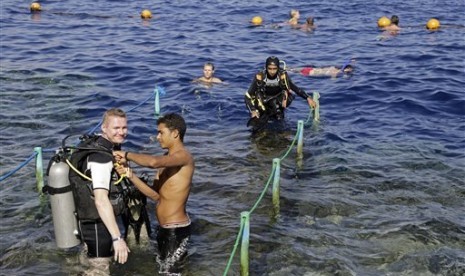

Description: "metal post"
34 147 44 195
312 91 320 121
240 211 250 276
154 86 160 116
297 120 304 159
272 158 281 216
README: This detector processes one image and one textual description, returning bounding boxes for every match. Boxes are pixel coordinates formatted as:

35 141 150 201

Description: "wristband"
112 235 123 242
125 151 129 160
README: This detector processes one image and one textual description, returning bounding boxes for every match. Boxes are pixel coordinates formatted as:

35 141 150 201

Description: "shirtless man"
193 62 222 84
383 15 401 32
113 113 194 275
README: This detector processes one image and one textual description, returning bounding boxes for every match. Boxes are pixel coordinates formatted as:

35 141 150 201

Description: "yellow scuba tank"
46 156 80 248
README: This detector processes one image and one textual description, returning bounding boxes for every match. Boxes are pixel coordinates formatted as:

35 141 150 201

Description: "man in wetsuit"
245 56 316 125
113 113 194 275
74 108 130 275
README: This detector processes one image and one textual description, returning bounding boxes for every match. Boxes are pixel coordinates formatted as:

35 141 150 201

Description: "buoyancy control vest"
256 69 291 98
67 135 128 221
254 69 294 117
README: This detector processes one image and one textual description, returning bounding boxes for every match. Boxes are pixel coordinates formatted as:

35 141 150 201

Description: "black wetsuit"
70 136 124 258
244 69 310 120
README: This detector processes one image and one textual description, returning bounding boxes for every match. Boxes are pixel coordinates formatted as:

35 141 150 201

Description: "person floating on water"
193 62 222 84
288 59 355 78
114 113 194 275
383 15 401 32
245 56 317 130
288 9 301 27
300 16 316 32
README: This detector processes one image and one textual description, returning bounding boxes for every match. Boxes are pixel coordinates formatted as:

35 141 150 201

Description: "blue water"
1 0 464 275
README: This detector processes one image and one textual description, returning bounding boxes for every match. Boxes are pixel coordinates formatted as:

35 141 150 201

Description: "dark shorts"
156 224 191 274
79 220 112 258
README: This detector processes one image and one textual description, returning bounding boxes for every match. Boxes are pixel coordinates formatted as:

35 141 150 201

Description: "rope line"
0 91 155 182
223 218 246 276
0 152 38 182
223 105 317 275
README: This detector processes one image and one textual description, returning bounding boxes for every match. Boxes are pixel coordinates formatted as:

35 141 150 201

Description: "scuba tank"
45 152 80 249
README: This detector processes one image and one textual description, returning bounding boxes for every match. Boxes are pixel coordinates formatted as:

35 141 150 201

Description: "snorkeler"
289 60 355 78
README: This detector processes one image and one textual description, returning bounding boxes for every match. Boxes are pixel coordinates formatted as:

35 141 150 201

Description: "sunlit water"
1 0 464 275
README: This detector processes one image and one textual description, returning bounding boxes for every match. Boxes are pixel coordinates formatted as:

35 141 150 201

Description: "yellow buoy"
251 16 263 26
140 9 152 19
30 2 42 12
377 16 391 28
426 18 440 30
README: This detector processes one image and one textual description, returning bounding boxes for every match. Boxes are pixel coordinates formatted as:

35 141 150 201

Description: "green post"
34 147 44 195
154 86 160 116
312 91 320 121
272 158 281 216
297 120 304 159
240 211 250 276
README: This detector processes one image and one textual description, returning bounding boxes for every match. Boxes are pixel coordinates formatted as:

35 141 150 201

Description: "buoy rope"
0 91 155 182
223 105 316 275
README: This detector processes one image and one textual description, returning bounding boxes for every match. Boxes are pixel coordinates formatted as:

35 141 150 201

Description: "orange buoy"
426 18 440 30
30 2 42 12
140 9 152 19
251 16 263 26
377 16 391 28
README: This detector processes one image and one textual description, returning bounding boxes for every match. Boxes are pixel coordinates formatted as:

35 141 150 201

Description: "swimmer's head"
289 9 300 19
306 17 314 25
343 65 353 74
391 15 399 26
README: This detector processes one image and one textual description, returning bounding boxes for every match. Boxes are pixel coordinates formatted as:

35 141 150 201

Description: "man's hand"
113 238 130 264
251 110 260 118
113 151 127 163
307 97 317 109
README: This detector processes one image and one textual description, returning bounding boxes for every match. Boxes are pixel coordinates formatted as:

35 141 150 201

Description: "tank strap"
42 184 73 195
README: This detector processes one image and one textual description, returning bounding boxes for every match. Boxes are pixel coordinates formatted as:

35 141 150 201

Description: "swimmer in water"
289 60 355 78
193 62 222 84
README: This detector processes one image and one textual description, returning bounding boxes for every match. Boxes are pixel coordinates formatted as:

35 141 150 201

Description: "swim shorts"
156 224 191 274
300 67 313 75
79 220 113 258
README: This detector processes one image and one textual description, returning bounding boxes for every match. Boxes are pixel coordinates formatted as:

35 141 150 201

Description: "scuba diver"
244 56 316 131
44 108 151 275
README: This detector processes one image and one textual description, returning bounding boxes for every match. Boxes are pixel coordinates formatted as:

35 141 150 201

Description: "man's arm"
90 161 130 263
286 73 317 109
114 150 191 169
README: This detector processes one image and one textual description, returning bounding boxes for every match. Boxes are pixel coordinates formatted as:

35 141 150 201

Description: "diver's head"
265 56 280 78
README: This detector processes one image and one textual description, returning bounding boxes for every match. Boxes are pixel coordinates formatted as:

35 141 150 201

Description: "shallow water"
1 0 465 275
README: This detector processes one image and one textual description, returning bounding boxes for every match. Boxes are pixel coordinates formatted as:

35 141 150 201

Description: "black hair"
265 56 280 68
391 15 399 26
157 113 187 142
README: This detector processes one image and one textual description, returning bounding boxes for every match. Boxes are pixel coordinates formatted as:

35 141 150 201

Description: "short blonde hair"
289 9 299 18
102 108 126 125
